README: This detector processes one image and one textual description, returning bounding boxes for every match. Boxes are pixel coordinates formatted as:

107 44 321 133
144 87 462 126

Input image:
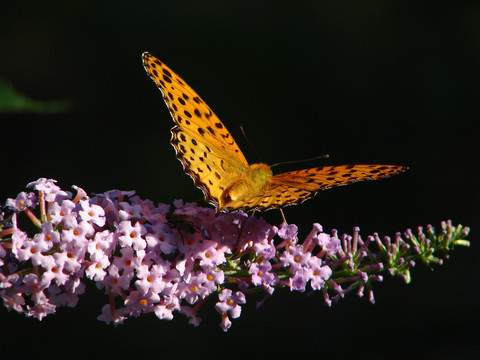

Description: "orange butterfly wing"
236 164 408 211
142 52 249 210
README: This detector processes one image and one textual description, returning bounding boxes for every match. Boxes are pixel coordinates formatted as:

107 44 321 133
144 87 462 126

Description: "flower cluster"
0 179 471 331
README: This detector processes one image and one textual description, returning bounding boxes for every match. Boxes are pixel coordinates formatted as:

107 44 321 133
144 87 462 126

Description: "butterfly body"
142 52 407 213
219 163 272 211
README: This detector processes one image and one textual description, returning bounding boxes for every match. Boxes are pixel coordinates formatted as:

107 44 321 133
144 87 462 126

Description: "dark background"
1 1 478 358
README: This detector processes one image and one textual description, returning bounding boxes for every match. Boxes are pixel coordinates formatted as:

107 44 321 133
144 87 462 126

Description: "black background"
1 1 478 358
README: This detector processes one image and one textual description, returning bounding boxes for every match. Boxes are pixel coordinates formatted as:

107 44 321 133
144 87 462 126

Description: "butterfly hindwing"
238 164 408 211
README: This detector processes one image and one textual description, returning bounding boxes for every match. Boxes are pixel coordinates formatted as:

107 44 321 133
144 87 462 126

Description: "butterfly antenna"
271 154 330 168
239 126 263 162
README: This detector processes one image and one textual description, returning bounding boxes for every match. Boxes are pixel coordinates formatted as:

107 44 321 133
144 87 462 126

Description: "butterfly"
142 52 407 213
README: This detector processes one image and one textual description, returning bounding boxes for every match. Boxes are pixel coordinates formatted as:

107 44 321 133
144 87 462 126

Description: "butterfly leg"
279 208 289 225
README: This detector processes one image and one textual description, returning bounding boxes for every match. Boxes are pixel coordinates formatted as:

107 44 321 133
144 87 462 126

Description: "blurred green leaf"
0 77 72 113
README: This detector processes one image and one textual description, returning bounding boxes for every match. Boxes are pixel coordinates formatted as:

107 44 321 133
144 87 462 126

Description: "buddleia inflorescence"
0 179 470 331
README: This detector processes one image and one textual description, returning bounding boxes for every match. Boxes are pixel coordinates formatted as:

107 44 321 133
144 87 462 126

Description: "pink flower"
117 221 146 251
78 199 106 227
41 255 70 285
26 292 56 320
316 233 341 255
253 237 277 260
1 291 25 312
21 273 50 295
15 233 51 265
85 255 110 281
6 192 36 211
202 267 225 292
88 230 116 260
279 244 311 273
289 270 308 292
112 247 138 276
102 264 132 294
135 264 168 294
249 261 278 289
124 289 161 316
145 223 179 255
118 201 144 220
27 178 71 202
48 200 77 226
154 295 181 320
41 222 61 245
277 222 298 242
180 305 202 327
55 242 85 273
215 289 246 318
97 304 126 326
61 220 94 247
196 240 226 268
177 272 210 304
305 257 332 290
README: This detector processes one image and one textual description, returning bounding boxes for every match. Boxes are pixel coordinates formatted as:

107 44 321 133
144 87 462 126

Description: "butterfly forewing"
142 52 249 208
